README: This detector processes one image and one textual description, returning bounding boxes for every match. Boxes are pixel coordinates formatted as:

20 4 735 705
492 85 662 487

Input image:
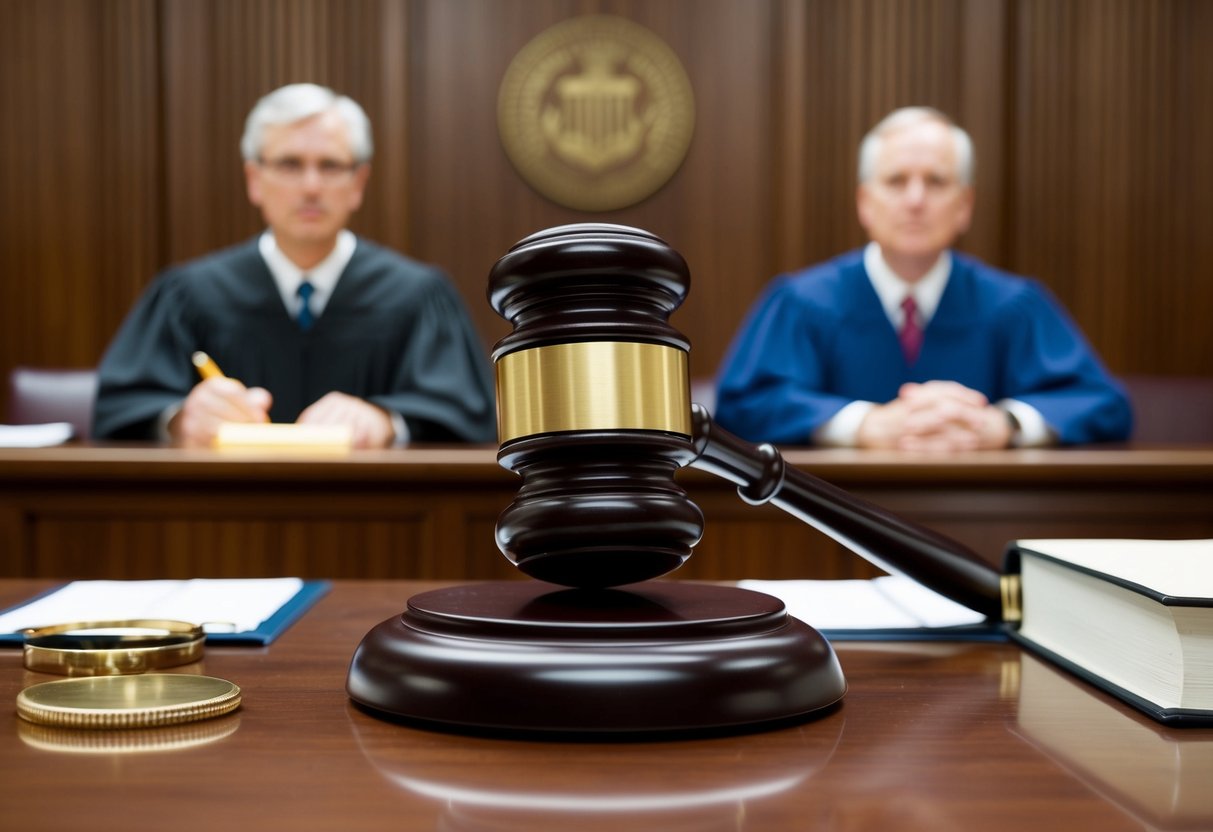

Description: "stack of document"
0 422 74 447
0 578 329 645
739 575 999 640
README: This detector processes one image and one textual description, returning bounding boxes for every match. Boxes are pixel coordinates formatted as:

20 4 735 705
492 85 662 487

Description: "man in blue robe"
715 107 1131 450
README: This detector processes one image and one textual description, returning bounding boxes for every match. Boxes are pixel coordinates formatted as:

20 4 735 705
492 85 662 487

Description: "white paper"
0 578 304 634
738 575 987 630
0 422 73 447
1015 538 1213 599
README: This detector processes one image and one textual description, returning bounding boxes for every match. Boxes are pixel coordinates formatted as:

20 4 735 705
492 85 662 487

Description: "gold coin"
16 674 241 729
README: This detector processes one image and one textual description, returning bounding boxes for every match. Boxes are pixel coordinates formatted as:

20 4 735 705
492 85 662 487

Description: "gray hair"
857 107 974 186
240 83 373 164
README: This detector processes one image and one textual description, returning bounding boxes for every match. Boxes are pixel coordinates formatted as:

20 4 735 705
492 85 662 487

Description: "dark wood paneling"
1010 0 1213 374
3 445 1212 581
1 0 1210 420
0 0 161 383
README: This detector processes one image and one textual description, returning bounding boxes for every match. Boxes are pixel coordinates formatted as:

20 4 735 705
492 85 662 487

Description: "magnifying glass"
21 619 206 675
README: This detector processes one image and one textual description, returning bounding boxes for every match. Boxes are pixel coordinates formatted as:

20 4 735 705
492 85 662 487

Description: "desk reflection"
349 708 843 831
17 714 240 755
1012 652 1213 830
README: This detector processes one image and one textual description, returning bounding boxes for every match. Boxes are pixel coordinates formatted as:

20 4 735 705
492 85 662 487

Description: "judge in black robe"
94 82 496 446
93 236 496 443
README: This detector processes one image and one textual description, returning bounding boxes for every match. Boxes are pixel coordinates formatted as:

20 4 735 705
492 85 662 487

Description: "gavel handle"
688 404 1005 620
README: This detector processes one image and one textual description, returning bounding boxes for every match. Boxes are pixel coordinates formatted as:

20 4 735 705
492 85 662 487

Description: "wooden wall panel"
0 0 161 387
1010 0 1213 374
8 448 1212 581
1 0 1210 423
32 518 443 579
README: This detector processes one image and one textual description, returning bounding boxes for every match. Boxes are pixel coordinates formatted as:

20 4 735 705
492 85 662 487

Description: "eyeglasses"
257 156 360 182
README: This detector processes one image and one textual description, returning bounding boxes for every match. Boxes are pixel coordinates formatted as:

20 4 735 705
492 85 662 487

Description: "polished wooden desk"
2 579 1209 832
2 444 1212 581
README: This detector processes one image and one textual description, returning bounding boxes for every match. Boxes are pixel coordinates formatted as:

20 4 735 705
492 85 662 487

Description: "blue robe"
714 250 1132 445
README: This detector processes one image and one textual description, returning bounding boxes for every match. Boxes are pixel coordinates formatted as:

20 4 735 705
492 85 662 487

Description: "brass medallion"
498 15 696 211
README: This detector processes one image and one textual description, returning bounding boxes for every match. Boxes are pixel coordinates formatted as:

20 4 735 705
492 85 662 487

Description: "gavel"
490 222 1010 620
347 222 1011 735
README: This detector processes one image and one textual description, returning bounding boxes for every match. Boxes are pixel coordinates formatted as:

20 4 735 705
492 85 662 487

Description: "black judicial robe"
93 237 497 443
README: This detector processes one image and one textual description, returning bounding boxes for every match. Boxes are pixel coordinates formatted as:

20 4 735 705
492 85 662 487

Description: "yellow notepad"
214 423 353 452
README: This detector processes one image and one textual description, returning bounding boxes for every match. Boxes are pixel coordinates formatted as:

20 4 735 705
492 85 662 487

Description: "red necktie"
899 295 923 364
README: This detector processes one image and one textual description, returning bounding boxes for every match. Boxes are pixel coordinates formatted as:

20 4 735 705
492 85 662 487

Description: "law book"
1006 538 1213 727
1012 650 1213 830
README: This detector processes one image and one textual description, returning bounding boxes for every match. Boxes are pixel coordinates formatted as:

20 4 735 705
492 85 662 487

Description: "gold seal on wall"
498 15 696 212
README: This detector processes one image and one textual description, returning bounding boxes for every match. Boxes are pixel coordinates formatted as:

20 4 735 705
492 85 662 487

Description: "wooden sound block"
346 581 846 735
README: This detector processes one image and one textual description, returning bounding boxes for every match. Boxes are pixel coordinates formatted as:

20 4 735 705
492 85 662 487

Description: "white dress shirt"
258 230 355 321
812 243 1050 447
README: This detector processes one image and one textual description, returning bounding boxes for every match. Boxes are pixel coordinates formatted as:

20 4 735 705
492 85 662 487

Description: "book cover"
1006 539 1213 727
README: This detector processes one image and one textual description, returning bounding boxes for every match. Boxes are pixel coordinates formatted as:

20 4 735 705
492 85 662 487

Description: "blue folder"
0 580 330 646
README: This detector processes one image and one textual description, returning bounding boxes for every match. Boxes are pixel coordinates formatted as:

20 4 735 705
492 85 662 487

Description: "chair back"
1122 375 1213 443
690 377 717 415
7 367 98 439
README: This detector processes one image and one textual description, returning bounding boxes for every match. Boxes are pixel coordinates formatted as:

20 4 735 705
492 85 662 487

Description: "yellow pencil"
191 351 225 381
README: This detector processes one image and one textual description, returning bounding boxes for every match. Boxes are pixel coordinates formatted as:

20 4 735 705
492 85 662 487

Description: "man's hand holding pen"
174 351 395 448
169 352 273 447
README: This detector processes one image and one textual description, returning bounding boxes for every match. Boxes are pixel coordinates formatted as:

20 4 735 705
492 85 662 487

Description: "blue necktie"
297 280 316 331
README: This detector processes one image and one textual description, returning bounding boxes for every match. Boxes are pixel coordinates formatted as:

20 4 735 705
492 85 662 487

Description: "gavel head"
488 224 703 588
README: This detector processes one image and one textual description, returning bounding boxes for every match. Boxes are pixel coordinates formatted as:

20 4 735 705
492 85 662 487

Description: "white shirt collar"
863 242 951 327
258 230 357 319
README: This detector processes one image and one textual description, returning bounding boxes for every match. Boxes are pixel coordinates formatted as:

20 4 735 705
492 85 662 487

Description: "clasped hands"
857 381 1013 451
169 377 396 449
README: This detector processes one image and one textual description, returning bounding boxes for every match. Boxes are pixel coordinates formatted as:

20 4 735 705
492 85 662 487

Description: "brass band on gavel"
495 341 691 443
